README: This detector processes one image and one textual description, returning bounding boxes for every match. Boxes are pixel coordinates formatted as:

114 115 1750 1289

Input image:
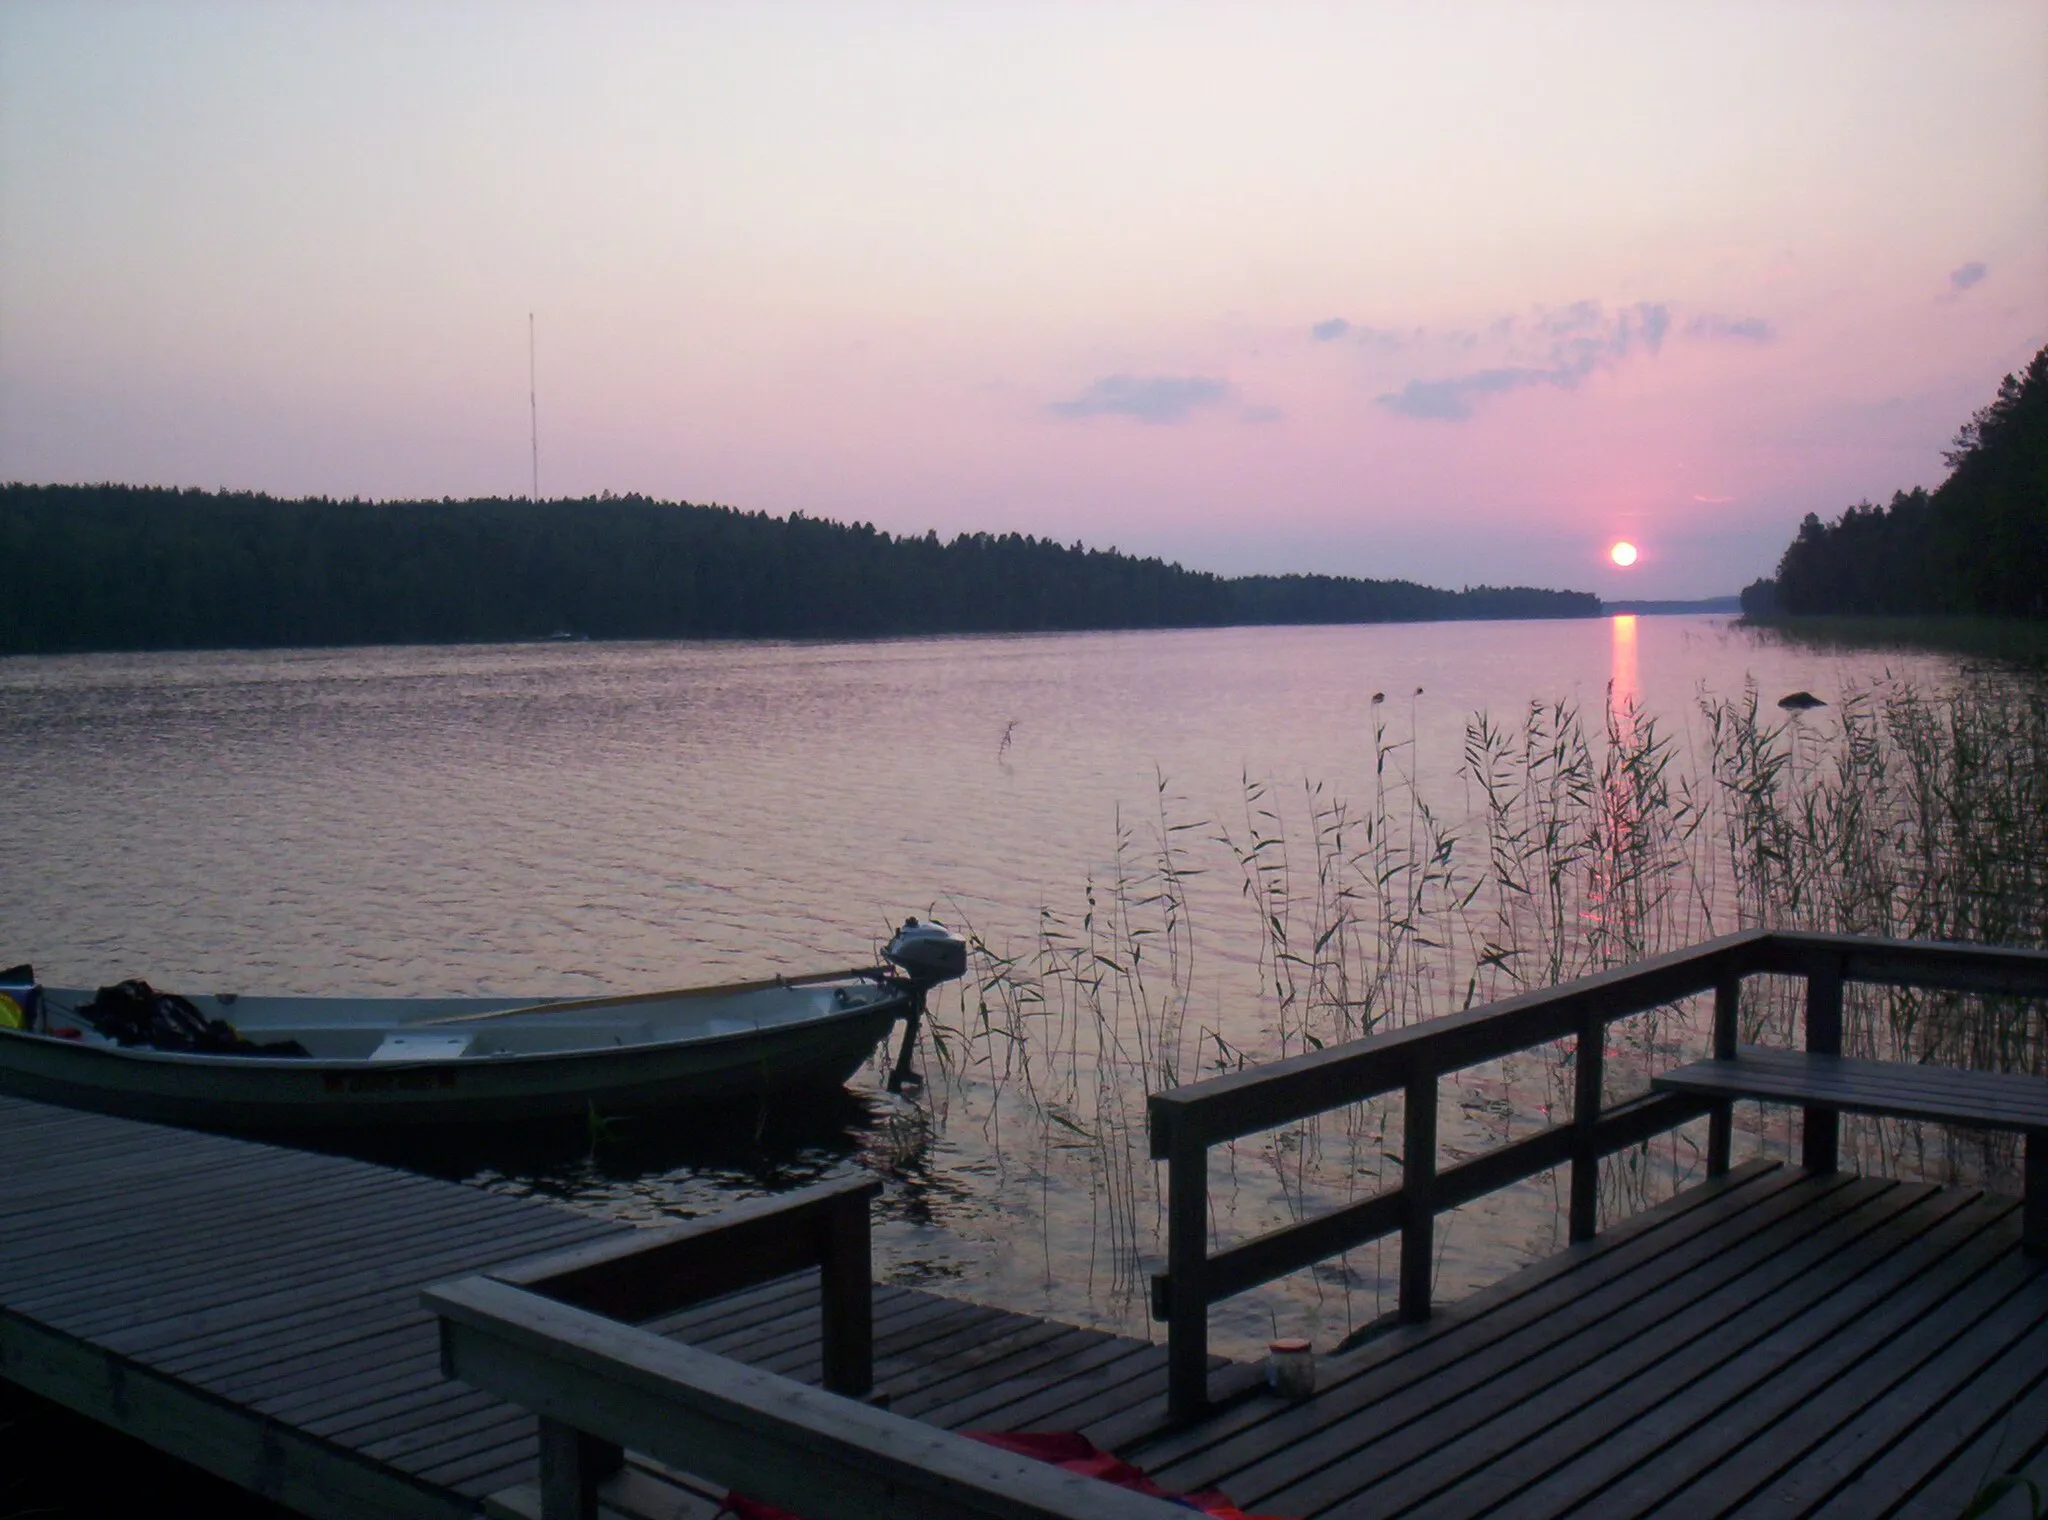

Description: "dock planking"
1124 1160 2048 1520
0 1095 1234 1518
8 1089 2048 1519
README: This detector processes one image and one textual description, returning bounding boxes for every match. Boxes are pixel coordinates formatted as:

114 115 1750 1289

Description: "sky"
2 2 2043 599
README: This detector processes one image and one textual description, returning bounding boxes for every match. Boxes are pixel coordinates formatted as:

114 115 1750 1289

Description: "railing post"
1399 1063 1438 1321
1803 955 1844 1173
2025 1132 2045 1259
818 1187 874 1396
1708 969 1740 1176
1163 1122 1210 1423
1569 1012 1605 1242
538 1417 622 1520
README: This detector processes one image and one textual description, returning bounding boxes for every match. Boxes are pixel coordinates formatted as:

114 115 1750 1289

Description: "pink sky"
2 1 2043 598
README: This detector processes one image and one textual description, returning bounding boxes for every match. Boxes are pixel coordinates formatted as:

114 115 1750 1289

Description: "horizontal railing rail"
435 1173 903 1520
1148 929 2048 1420
493 1171 882 1396
427 1174 1192 1520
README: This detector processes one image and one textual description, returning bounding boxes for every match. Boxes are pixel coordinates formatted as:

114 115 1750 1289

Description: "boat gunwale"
7 978 912 1072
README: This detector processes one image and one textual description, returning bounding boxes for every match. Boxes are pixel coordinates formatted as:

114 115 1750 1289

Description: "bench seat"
1653 1047 2047 1256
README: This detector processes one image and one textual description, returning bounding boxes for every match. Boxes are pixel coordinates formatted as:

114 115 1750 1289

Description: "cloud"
1354 325 1415 351
1310 318 1413 349
1048 374 1232 424
1687 313 1775 342
1377 300 1670 421
1949 261 1988 292
1377 367 1555 420
1692 494 1735 504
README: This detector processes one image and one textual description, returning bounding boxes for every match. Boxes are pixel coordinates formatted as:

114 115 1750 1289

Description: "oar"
402 966 887 1027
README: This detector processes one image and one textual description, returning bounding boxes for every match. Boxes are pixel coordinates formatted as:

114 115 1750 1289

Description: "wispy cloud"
1949 260 1988 292
1048 374 1232 424
1310 318 1414 350
1377 300 1670 421
1687 313 1775 342
1692 493 1735 504
1378 367 1554 421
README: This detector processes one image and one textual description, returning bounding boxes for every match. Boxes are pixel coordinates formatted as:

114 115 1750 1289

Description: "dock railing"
1148 928 2048 1421
426 1173 1192 1520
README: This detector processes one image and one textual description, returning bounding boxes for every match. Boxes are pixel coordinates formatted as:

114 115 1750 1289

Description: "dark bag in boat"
80 979 306 1056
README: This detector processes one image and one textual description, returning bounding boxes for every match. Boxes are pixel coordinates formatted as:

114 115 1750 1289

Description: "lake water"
0 618 1975 1355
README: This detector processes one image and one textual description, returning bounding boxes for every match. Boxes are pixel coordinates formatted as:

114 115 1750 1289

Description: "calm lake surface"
0 618 1973 1354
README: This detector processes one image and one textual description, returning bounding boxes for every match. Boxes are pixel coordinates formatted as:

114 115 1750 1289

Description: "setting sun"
1610 541 1639 567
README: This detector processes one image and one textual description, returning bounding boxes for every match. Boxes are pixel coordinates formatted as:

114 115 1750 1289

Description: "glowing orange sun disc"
1610 541 1639 567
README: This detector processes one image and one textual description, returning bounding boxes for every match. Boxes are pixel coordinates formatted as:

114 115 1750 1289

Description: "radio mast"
528 313 540 503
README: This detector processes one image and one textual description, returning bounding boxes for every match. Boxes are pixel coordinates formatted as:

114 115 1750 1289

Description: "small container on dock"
1266 1337 1314 1398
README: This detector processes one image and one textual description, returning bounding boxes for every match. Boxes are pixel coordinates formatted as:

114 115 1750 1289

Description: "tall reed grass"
912 668 2048 1350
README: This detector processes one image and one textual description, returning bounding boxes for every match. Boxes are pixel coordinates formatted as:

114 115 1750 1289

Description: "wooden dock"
0 1094 1238 1519
1129 1160 2048 1519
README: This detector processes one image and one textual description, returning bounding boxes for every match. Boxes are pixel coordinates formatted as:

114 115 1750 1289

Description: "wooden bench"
1653 1047 2048 1257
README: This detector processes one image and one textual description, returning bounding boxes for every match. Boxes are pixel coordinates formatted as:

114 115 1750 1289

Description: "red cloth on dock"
718 1429 1282 1519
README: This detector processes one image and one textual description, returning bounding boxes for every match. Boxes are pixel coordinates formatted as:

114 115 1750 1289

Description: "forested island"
0 484 1599 655
1742 344 2047 619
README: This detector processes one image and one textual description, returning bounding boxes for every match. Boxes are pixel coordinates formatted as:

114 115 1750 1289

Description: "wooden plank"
1157 1171 1866 1500
643 1271 819 1336
1636 1246 2048 1515
1403 1185 2004 1520
4 1173 531 1320
1803 1311 2048 1519
0 1147 361 1240
1238 1177 1929 1517
1897 1360 2048 1520
918 1336 1159 1430
427 1275 1195 1520
699 1289 992 1377
1758 931 2048 1000
0 1310 472 1520
495 1176 880 1322
1714 1258 2048 1518
113 1212 604 1361
798 1321 1100 1414
1655 1050 2048 1130
209 1324 448 1407
310 1382 506 1448
47 1193 602 1330
960 1343 1166 1432
1486 1190 2021 1520
1134 1161 1802 1484
363 1403 538 1468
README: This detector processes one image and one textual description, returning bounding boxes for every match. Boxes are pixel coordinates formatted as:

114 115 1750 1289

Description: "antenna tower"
528 313 540 503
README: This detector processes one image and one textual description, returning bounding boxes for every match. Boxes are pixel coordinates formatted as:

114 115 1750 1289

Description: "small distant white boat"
0 923 965 1130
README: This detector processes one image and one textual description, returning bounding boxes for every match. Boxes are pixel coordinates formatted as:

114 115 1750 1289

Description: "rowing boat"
0 923 965 1130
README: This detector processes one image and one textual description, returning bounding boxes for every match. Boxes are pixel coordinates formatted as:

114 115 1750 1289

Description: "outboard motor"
881 919 967 1092
884 919 968 988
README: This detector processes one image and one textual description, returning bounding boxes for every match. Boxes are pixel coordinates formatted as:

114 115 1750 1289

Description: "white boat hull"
1 979 911 1129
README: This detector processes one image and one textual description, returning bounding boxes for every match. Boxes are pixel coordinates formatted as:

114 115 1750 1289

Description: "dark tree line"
0 485 1598 655
1743 344 2048 618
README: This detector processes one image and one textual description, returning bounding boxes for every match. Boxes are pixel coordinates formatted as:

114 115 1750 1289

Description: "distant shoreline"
1601 596 1741 615
1 483 1603 657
